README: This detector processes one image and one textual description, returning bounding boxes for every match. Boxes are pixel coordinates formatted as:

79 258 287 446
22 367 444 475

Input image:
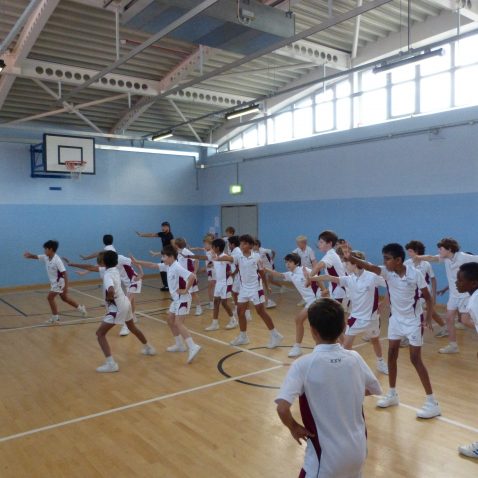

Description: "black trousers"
160 270 168 288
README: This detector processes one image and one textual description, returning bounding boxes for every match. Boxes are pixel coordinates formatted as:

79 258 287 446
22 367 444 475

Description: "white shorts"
169 297 192 316
207 269 216 282
50 279 65 293
125 279 142 294
447 295 469 313
189 279 199 294
232 275 241 294
346 314 380 338
214 281 232 300
388 315 423 346
238 288 265 306
103 299 132 325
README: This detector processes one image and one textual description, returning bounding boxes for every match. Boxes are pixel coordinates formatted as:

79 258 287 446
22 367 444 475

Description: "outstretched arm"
80 251 100 260
265 268 285 280
310 273 341 285
345 251 381 276
23 251 39 260
130 255 160 270
415 254 439 263
136 231 159 238
63 258 100 272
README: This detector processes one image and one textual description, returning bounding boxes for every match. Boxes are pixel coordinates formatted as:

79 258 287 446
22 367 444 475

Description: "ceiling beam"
0 0 61 109
425 0 478 22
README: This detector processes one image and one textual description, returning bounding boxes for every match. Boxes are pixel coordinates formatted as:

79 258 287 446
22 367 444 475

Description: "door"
221 204 258 237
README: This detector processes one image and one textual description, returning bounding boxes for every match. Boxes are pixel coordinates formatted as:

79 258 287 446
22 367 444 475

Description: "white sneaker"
96 361 119 373
454 321 466 330
267 332 284 349
288 345 302 358
296 299 306 307
245 310 252 321
376 360 389 375
195 305 203 316
206 302 214 310
400 338 409 347
205 322 219 331
458 442 478 459
439 343 459 354
119 324 130 336
78 305 87 317
416 400 441 419
434 326 449 338
167 343 187 352
45 316 60 325
187 344 202 363
377 391 399 408
230 334 250 346
225 318 238 330
142 344 157 356
266 299 277 308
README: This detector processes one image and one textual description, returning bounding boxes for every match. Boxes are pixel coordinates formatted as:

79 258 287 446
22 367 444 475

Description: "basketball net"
65 160 86 180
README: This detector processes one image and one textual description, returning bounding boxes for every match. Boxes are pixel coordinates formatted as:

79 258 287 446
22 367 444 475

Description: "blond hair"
296 235 307 242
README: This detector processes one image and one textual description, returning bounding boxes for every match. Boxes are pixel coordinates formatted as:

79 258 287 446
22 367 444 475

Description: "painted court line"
0 297 28 317
0 365 283 444
71 287 284 366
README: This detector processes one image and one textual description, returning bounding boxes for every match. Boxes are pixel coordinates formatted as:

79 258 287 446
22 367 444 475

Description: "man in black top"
136 221 173 291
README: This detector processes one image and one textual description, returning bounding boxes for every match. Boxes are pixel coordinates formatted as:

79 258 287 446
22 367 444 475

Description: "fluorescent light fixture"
229 184 243 195
225 104 260 120
0 59 5 73
373 49 444 74
151 130 173 141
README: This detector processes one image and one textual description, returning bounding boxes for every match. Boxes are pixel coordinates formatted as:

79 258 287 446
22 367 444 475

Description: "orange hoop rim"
65 160 86 172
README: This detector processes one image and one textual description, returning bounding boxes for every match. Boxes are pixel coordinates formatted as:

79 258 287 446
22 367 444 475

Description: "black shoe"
160 286 169 291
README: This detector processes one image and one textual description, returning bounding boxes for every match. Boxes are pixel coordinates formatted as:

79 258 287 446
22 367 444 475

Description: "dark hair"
225 226 235 234
161 245 178 259
239 234 255 246
103 234 113 246
318 230 338 247
254 238 262 247
459 262 478 282
284 253 301 266
97 251 105 265
228 235 240 248
212 238 226 253
161 221 170 228
437 237 460 253
174 237 187 249
43 240 59 252
103 250 118 268
382 243 405 261
405 240 425 255
308 298 345 341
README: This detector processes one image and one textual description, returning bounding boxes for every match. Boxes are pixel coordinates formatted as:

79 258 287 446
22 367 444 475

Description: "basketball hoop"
65 160 86 180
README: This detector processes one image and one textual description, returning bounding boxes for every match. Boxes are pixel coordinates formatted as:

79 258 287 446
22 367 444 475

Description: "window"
455 37 478 67
243 126 258 149
315 101 334 132
391 63 415 83
294 105 313 138
420 73 451 113
361 70 386 91
258 122 266 146
455 65 478 107
336 97 351 130
360 89 387 125
419 45 450 76
391 81 415 116
274 111 293 142
229 134 243 150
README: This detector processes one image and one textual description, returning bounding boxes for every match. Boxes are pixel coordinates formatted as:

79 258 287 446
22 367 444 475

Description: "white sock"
174 336 182 347
293 343 301 348
228 315 234 321
389 388 397 395
185 337 195 348
270 328 280 336
77 305 82 310
209 301 214 307
52 314 59 319
377 357 384 362
239 331 247 339
106 356 115 364
211 319 218 325
426 393 436 403
449 341 457 346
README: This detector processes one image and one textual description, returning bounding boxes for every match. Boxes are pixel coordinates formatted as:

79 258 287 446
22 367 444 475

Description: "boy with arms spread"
345 243 441 418
276 298 381 478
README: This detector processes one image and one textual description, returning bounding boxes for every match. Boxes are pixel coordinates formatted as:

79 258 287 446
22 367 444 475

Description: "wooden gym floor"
0 276 477 477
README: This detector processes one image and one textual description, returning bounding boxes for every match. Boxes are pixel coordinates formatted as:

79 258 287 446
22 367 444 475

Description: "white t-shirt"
438 252 478 298
38 254 66 287
158 261 192 301
104 245 116 252
276 344 381 478
466 289 478 333
258 247 274 269
214 253 233 285
103 267 127 304
293 245 316 268
404 259 434 296
321 249 346 299
282 267 319 305
380 265 427 323
117 254 139 286
339 271 385 322
233 251 263 291
205 249 215 273
178 248 196 274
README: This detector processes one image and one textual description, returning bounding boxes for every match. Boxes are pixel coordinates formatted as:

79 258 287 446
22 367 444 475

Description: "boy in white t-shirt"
216 234 283 348
132 246 202 364
266 253 327 358
346 243 441 419
455 262 478 459
293 235 317 306
416 237 478 354
276 298 381 478
223 226 236 254
228 235 252 322
24 240 87 324
253 238 277 308
312 250 388 375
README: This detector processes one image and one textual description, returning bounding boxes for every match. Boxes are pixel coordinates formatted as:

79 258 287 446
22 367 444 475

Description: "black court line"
0 297 28 317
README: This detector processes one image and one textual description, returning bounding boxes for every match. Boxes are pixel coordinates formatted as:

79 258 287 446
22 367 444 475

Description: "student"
217 234 283 348
189 234 216 310
266 252 327 358
416 237 478 354
311 250 388 374
455 262 478 459
293 235 318 306
80 234 116 259
405 240 447 337
223 226 236 254
132 246 202 364
24 240 87 324
346 243 441 418
136 221 173 291
309 230 347 303
253 238 277 308
228 235 252 322
94 251 155 373
276 298 382 478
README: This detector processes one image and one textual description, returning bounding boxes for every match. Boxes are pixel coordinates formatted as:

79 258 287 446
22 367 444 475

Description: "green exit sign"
229 184 243 195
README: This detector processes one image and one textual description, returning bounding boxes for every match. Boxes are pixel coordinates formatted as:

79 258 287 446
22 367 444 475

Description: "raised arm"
415 254 439 263
136 231 159 238
80 251 101 260
23 251 39 260
346 254 381 276
63 258 100 272
310 273 340 285
214 255 234 263
265 268 285 280
130 255 161 270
